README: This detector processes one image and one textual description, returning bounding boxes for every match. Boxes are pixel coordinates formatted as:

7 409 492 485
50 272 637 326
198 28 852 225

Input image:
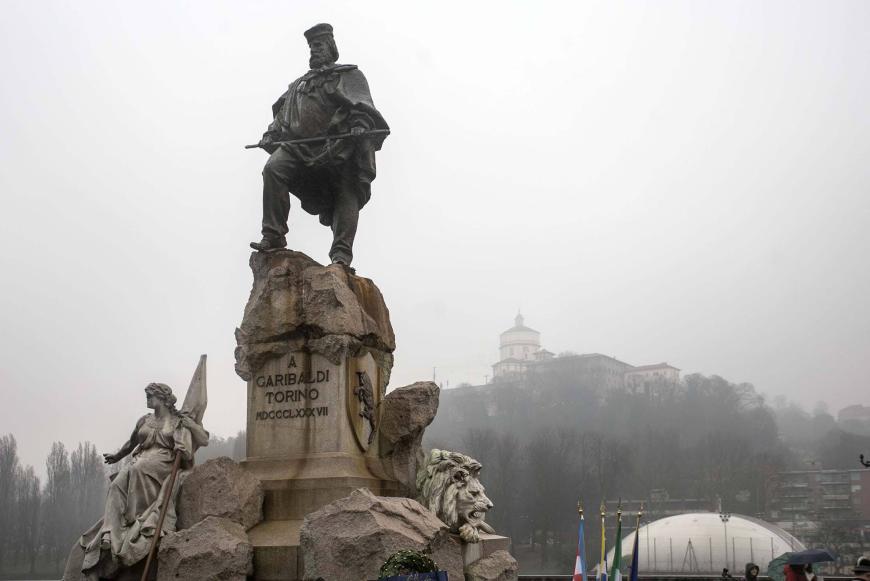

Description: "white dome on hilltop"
605 512 805 575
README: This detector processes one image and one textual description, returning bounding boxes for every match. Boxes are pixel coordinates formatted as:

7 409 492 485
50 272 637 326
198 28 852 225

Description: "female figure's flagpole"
140 454 182 581
140 354 208 581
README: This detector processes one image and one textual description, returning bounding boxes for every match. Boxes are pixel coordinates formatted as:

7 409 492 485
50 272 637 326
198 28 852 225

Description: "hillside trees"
0 437 106 577
425 373 788 573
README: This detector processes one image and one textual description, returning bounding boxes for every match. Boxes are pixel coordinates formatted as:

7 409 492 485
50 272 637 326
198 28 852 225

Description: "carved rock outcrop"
234 250 395 380
157 516 253 581
176 456 264 530
465 550 519 581
379 381 440 496
299 488 463 581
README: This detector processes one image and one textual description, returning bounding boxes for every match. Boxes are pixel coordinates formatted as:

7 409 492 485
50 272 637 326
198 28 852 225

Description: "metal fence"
363 573 854 581
636 535 794 573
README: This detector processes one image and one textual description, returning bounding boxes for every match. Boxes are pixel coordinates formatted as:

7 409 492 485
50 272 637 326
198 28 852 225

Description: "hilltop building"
491 313 553 379
489 314 679 392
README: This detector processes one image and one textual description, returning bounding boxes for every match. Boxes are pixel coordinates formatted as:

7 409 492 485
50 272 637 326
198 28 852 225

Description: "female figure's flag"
574 502 588 581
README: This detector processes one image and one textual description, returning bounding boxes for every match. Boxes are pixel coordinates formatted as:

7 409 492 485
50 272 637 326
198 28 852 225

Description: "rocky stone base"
300 488 464 581
62 457 263 581
379 381 440 496
465 549 519 581
157 516 253 581
158 458 262 579
234 249 395 382
176 456 263 530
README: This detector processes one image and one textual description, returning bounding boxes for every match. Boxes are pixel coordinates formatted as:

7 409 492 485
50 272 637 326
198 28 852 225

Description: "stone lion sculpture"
416 448 495 543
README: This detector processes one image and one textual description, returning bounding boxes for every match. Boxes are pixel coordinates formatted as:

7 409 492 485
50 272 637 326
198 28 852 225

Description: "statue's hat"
304 23 333 42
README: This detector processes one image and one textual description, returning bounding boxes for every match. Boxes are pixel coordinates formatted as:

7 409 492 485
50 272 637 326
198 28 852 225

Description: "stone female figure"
69 382 208 579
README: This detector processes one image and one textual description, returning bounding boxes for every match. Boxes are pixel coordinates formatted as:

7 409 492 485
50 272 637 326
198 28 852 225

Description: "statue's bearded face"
308 37 335 68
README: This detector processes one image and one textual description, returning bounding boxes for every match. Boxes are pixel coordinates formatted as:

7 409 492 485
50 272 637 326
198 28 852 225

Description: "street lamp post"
719 510 731 571
860 454 869 468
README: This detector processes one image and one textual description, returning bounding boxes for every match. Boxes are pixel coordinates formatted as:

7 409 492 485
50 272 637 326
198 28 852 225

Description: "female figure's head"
144 383 178 414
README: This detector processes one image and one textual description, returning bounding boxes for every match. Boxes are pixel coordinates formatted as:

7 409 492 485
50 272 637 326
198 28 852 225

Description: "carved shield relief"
346 351 382 452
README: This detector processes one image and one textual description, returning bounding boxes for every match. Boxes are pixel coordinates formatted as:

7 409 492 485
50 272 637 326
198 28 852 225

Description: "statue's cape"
271 64 389 148
266 64 389 225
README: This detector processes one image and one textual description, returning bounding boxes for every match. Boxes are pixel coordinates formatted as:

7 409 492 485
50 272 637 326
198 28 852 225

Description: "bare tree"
70 441 106 535
41 441 73 570
14 465 41 574
232 430 246 461
0 434 20 565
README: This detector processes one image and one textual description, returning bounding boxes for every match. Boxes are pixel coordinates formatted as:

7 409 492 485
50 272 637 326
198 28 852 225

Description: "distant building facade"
838 405 870 422
768 468 870 523
625 362 682 398
527 352 634 391
767 467 870 568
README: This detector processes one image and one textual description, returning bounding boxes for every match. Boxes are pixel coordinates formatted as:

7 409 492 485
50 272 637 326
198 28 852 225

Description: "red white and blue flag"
574 514 588 581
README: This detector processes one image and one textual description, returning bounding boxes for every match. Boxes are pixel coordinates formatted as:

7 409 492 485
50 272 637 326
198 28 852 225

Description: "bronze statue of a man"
250 23 389 267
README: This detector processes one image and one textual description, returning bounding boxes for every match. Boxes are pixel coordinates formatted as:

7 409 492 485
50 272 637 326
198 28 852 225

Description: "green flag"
609 515 623 581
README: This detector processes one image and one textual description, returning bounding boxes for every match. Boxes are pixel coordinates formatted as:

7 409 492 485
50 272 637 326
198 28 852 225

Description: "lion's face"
416 449 495 543
448 460 493 530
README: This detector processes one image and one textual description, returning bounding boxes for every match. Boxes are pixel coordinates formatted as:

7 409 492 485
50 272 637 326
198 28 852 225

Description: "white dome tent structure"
605 513 805 575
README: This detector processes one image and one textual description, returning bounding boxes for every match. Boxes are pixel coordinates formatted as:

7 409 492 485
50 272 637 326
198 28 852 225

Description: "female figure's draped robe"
78 413 207 578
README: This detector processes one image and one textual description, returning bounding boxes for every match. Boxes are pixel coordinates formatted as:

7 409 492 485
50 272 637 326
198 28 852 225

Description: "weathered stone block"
176 456 263 530
235 250 395 381
157 516 253 581
379 381 440 495
465 549 519 581
299 488 463 581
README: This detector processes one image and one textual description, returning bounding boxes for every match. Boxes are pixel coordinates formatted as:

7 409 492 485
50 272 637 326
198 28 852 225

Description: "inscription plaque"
247 351 341 458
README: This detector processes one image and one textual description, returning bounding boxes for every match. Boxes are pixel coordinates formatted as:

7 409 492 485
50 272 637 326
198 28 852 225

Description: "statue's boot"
250 236 287 252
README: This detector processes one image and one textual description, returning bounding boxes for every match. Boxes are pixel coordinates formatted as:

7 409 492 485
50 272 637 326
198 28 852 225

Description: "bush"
379 549 438 578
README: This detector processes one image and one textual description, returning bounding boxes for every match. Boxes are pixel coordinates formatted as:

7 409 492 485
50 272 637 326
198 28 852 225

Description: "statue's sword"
244 128 390 149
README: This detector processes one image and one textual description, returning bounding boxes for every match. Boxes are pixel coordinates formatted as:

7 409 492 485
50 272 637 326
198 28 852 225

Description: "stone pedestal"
462 534 512 567
235 250 399 580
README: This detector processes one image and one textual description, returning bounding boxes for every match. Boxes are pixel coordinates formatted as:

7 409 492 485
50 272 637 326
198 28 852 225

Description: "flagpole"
634 503 643 537
609 500 623 581
599 501 607 581
628 503 643 581
575 500 587 581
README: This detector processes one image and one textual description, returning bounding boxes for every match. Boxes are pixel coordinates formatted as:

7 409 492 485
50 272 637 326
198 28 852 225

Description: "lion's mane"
416 448 494 544
416 449 474 529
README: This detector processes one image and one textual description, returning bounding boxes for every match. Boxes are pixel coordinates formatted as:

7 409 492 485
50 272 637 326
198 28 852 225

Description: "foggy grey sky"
1 0 868 473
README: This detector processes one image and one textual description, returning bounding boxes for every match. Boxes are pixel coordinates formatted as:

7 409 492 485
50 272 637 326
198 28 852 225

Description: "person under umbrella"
852 556 870 581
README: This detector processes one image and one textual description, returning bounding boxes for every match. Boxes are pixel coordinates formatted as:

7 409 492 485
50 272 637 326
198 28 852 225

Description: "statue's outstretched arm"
103 416 145 464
